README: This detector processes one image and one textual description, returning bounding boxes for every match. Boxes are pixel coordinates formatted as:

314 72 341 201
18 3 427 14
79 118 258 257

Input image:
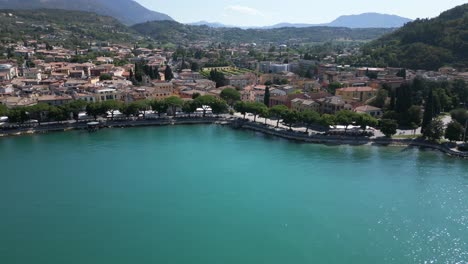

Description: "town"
0 25 467 154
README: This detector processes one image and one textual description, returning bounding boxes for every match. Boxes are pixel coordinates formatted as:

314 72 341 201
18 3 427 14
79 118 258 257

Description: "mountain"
0 0 174 25
0 9 138 46
132 20 394 45
188 21 234 28
364 4 468 70
192 13 411 29
328 13 412 28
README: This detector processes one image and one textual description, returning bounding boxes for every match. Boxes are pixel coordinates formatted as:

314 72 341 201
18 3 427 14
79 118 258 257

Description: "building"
226 73 256 89
354 105 383 117
316 96 352 114
37 95 73 106
291 98 320 113
335 87 378 102
0 64 17 81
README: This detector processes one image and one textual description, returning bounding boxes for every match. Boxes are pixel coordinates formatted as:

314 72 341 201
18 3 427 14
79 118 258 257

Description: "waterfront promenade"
1 115 467 158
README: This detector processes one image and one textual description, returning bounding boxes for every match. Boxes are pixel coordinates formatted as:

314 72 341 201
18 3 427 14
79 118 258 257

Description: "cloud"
225 5 264 17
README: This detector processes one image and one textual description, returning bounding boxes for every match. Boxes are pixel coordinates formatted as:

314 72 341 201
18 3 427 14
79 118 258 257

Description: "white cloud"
225 5 265 17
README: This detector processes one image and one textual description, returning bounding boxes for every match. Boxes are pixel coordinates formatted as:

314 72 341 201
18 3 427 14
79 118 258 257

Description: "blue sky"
135 0 467 26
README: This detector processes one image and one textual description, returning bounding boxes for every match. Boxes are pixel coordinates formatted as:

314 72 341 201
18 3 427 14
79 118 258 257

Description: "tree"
0 104 8 117
356 113 378 130
282 110 300 130
48 106 68 121
101 100 124 120
301 110 320 133
371 89 388 108
66 100 88 121
264 86 270 106
211 99 228 116
335 110 358 133
450 108 468 125
380 119 398 138
269 105 289 127
423 118 445 142
164 96 184 116
320 114 336 127
182 100 197 117
99 73 112 81
7 107 29 123
327 82 342 95
164 65 174 81
86 102 103 120
422 88 435 132
234 101 248 119
121 102 140 117
134 100 150 119
259 107 270 125
194 95 217 117
445 121 464 142
208 70 226 88
220 88 240 106
27 103 51 124
150 100 168 117
245 102 267 122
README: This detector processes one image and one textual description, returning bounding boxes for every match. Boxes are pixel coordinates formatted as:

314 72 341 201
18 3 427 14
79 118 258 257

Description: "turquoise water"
0 125 467 264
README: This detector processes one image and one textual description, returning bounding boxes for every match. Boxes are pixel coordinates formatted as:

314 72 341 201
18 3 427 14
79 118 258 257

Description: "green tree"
182 100 197 117
220 88 240 106
208 70 226 88
356 113 378 130
211 99 228 116
264 86 271 106
320 114 336 127
423 118 445 142
301 110 320 133
259 107 270 125
450 108 468 125
282 110 300 130
99 73 112 81
234 101 248 119
371 89 388 108
48 105 68 121
86 102 103 120
164 65 174 81
121 102 140 117
164 96 184 116
194 95 217 117
0 104 8 117
27 103 50 124
66 100 88 121
335 110 358 133
422 89 435 132
328 82 342 95
150 99 168 117
134 100 150 119
101 100 124 120
270 105 289 128
445 121 464 142
380 119 398 138
7 107 29 123
245 102 267 122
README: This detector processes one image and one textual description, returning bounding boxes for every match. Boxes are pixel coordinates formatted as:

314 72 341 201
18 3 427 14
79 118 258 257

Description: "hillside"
364 4 468 70
0 0 173 25
132 20 394 44
0 9 138 46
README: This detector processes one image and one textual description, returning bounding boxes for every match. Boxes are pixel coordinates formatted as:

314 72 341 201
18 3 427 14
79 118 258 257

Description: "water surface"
0 125 467 263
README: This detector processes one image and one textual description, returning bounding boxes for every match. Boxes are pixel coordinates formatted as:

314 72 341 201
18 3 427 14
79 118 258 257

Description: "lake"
0 125 467 263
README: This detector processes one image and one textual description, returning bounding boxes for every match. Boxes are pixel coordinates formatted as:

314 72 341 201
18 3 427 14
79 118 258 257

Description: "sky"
135 0 467 27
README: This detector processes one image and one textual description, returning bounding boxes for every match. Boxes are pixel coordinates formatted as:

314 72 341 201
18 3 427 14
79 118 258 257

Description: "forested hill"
0 9 138 46
131 20 395 44
0 0 174 25
363 4 468 70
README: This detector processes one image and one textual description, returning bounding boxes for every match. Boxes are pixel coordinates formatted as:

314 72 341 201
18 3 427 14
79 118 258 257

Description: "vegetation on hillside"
131 20 394 45
363 4 468 70
0 9 138 47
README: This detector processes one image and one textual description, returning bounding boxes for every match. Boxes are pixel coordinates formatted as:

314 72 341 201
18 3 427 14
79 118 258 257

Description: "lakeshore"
1 116 467 158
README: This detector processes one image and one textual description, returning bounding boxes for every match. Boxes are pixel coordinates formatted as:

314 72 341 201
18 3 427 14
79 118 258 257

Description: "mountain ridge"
0 0 174 25
188 13 412 29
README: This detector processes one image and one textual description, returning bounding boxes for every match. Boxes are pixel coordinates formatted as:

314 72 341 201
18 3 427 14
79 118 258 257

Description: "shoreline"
1 117 467 159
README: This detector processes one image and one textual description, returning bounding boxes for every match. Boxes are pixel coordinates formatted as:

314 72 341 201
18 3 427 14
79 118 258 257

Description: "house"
291 98 320 113
0 64 17 80
335 86 377 102
354 105 383 117
37 95 73 106
316 96 352 114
